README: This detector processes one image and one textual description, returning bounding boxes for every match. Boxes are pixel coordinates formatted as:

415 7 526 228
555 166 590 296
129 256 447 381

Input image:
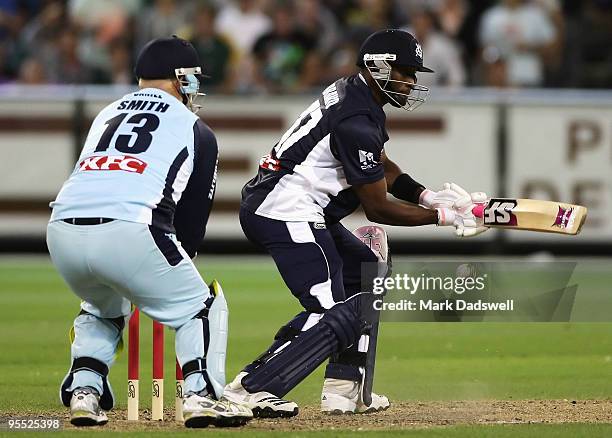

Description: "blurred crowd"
1 0 612 92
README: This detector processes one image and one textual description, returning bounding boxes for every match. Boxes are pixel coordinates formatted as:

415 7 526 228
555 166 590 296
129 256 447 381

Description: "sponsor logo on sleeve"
359 149 379 170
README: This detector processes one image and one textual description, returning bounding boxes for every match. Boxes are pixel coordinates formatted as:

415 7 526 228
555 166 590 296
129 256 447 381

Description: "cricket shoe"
321 378 390 414
183 391 253 428
69 387 108 426
223 372 299 418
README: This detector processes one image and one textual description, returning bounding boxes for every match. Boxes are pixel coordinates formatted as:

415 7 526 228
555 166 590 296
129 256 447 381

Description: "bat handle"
472 203 486 218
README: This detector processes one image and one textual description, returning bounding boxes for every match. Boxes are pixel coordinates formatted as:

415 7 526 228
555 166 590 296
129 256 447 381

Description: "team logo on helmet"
415 43 423 59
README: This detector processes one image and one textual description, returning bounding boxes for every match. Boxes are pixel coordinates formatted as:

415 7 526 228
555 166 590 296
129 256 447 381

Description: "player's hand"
444 182 488 207
436 199 476 230
452 196 489 238
444 183 489 237
419 183 464 209
436 195 488 237
420 183 488 209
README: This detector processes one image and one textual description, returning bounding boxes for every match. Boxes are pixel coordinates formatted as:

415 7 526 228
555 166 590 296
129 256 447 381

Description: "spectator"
479 0 557 87
251 3 318 93
42 27 93 84
345 0 407 44
214 0 271 93
533 0 564 86
215 0 271 54
448 0 495 84
0 0 609 90
480 45 509 87
436 0 467 39
572 0 612 88
17 56 47 84
0 1 27 79
408 7 466 87
0 0 24 39
190 3 232 92
136 0 190 52
294 0 340 56
68 0 138 74
0 43 13 82
19 1 66 58
91 39 134 85
323 37 360 84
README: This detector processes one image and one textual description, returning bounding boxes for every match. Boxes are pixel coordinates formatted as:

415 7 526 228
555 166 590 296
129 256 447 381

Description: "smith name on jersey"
50 88 218 256
242 74 389 223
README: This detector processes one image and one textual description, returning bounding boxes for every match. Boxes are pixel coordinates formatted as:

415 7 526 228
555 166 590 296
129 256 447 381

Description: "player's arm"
381 151 458 208
382 150 489 223
353 178 438 226
381 150 426 205
380 151 489 236
334 116 447 227
173 120 219 258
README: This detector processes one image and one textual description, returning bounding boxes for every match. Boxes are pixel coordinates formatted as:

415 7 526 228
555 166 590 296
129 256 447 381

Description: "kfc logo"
79 155 147 174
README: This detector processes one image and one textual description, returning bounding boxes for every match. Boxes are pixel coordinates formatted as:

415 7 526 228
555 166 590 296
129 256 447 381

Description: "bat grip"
472 203 486 218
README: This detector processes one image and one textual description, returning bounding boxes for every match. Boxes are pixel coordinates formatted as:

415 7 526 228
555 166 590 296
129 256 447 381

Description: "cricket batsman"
47 36 251 427
223 29 488 416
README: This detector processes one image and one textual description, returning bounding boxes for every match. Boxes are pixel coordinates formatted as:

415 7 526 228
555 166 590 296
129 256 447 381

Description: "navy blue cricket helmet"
134 36 205 113
357 29 433 111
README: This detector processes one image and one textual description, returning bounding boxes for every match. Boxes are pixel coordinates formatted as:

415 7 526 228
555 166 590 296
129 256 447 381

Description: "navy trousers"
240 207 378 382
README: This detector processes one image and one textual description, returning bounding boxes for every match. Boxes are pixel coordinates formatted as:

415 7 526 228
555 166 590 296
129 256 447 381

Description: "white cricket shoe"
321 378 390 414
183 391 253 428
223 372 299 418
69 387 108 426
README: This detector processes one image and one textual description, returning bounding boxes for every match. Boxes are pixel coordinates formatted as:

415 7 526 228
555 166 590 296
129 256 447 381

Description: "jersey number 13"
95 113 160 154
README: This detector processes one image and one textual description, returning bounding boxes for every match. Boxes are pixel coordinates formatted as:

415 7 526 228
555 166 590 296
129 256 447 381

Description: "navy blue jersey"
242 74 388 223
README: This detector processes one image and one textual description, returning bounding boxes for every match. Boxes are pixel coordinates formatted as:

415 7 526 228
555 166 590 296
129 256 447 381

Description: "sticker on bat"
483 199 518 226
553 206 575 229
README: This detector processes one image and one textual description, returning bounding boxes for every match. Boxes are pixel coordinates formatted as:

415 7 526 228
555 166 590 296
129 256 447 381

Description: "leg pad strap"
60 356 114 410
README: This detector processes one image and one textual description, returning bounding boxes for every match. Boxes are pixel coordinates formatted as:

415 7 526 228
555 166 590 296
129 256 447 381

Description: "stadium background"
0 0 610 254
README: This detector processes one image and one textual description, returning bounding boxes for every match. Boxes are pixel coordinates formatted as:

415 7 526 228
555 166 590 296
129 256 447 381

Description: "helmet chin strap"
364 59 429 112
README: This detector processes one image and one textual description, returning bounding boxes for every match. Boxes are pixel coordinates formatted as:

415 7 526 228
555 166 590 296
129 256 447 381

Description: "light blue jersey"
49 87 222 402
50 88 200 229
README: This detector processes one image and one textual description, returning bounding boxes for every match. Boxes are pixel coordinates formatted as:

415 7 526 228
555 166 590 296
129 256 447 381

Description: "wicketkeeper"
47 36 251 428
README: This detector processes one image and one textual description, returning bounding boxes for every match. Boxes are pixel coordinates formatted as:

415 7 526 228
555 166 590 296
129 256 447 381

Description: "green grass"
0 256 610 436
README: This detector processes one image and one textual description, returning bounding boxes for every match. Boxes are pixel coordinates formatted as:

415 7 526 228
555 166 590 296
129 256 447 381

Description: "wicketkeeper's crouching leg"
59 309 126 426
49 220 252 428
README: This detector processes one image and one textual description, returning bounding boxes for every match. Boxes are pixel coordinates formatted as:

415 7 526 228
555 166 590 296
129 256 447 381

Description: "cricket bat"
471 198 587 235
